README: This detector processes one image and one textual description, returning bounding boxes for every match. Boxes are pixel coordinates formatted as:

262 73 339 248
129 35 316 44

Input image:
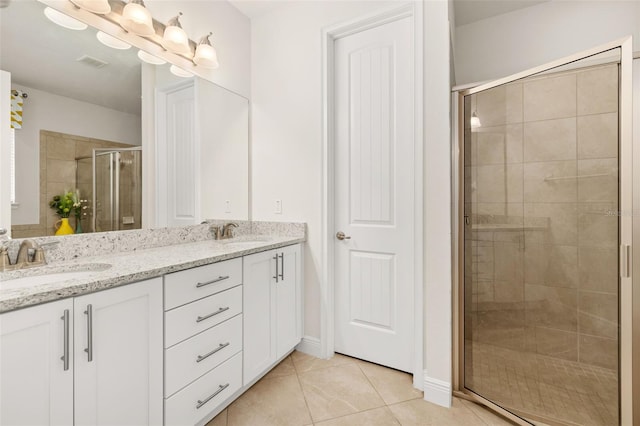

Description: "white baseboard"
295 336 322 358
423 372 452 408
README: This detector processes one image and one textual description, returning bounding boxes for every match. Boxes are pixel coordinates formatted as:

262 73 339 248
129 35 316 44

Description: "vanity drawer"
164 258 242 310
165 314 242 397
165 285 242 347
165 352 242 426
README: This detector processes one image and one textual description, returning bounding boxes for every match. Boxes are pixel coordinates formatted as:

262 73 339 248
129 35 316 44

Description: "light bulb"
170 65 193 78
96 31 131 50
470 112 481 129
162 13 191 56
137 50 166 65
193 32 219 69
44 7 88 31
121 0 154 37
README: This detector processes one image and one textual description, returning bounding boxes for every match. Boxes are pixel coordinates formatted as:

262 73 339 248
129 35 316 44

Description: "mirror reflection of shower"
76 147 142 233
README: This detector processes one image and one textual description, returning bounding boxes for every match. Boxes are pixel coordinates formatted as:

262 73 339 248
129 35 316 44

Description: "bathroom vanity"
0 223 305 426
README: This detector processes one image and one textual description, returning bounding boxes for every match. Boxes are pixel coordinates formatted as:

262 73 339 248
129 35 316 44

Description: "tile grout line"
291 356 317 426
351 360 405 424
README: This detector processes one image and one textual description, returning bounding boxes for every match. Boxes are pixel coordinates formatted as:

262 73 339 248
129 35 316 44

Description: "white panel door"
158 83 198 227
74 278 163 426
334 16 414 372
0 299 74 426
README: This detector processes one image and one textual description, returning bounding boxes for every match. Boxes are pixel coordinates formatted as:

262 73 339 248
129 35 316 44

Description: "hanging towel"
10 89 23 129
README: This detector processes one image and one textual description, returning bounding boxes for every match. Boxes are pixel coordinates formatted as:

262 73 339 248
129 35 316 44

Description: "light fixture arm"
166 12 184 28
198 32 213 46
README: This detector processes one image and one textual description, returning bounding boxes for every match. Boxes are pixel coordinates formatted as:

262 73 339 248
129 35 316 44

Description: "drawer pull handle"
196 383 229 409
196 342 230 363
196 275 230 288
196 306 230 323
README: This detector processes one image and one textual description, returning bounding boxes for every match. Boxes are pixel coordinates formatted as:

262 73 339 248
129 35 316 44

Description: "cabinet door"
242 249 277 385
0 299 74 426
74 278 163 426
276 244 302 358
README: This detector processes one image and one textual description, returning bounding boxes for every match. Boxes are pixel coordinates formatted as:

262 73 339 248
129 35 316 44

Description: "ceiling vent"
76 55 109 69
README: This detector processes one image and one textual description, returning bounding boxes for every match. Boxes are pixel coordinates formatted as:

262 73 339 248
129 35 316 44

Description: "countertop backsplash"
3 221 306 264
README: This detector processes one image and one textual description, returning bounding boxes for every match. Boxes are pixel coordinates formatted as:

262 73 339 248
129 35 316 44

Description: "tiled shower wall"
466 62 619 370
11 130 133 238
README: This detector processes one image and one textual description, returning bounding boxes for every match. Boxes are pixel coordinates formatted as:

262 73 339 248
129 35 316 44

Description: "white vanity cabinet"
163 258 243 426
0 298 74 426
0 278 163 426
74 278 163 426
243 244 302 385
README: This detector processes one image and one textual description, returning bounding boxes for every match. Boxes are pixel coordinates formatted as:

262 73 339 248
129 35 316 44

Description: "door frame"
0 71 11 237
451 37 634 425
320 2 424 388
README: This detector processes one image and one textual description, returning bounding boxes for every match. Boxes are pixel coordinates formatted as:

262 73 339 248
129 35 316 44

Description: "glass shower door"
458 40 633 425
93 148 142 232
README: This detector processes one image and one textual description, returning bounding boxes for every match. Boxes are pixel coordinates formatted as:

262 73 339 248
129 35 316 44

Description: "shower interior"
460 50 623 426
76 147 142 233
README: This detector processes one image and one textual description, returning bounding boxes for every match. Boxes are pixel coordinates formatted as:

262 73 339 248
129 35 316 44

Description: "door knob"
336 231 351 240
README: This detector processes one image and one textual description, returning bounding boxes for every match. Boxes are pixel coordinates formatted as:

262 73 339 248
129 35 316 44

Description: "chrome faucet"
211 223 239 240
1 240 58 272
222 223 239 239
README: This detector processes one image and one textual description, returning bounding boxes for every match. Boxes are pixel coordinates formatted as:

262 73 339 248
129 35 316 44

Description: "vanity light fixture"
120 0 155 37
96 31 131 50
162 13 191 56
170 64 193 78
44 7 88 30
193 33 219 69
137 50 166 65
69 0 111 15
470 111 481 129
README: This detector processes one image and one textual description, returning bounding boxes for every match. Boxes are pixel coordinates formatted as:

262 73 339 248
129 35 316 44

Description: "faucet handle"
33 248 46 263
0 247 10 271
210 225 222 240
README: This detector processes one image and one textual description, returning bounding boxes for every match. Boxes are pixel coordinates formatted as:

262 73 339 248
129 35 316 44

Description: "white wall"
251 0 452 405
11 83 141 225
423 0 452 406
197 79 250 221
251 0 397 346
145 0 251 99
454 0 640 85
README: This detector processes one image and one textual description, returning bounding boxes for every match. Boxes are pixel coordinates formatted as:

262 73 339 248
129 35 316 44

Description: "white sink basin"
0 263 112 290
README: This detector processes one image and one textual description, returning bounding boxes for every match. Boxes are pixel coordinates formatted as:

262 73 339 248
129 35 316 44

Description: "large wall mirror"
0 0 249 238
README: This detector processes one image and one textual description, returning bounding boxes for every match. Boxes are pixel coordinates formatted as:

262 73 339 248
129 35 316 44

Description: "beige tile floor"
206 351 514 426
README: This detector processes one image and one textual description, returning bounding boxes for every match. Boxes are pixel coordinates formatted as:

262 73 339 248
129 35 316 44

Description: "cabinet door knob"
336 231 351 240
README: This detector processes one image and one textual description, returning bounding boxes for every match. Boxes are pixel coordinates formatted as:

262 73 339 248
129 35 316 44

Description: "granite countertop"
0 235 304 313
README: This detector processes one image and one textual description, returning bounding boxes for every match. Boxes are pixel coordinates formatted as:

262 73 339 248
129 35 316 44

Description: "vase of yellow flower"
55 218 74 236
49 191 75 236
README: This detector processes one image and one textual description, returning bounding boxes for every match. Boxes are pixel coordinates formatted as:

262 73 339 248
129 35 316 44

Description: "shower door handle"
621 244 631 278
